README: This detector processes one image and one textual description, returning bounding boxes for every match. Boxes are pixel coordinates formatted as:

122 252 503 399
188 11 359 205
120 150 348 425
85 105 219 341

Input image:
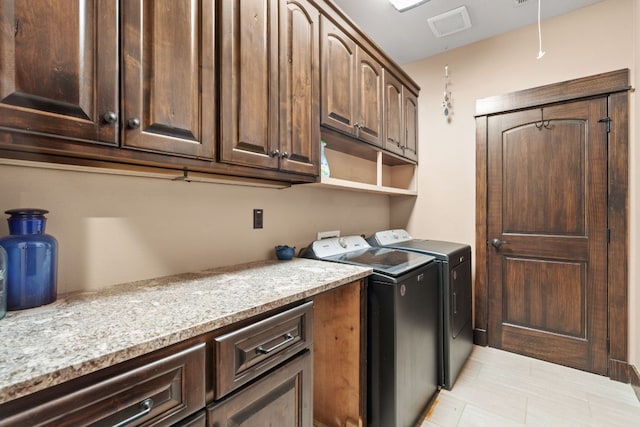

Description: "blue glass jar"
0 209 58 310
0 245 6 319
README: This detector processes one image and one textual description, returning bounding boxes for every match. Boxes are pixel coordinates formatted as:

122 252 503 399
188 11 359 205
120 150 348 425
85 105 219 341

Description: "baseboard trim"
473 328 487 346
631 364 640 403
609 358 630 382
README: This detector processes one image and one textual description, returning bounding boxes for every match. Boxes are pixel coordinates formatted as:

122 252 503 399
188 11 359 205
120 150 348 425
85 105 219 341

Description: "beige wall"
0 163 390 293
392 0 639 366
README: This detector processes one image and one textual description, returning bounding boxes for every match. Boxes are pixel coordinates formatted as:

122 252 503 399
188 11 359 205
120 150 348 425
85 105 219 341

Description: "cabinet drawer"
214 301 313 398
0 344 206 427
207 351 313 426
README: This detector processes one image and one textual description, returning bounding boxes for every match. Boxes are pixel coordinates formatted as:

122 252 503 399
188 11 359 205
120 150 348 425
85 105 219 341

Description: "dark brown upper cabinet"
383 70 418 162
383 70 403 156
403 87 419 162
0 0 119 146
121 0 216 159
219 0 318 176
278 0 320 175
320 16 382 148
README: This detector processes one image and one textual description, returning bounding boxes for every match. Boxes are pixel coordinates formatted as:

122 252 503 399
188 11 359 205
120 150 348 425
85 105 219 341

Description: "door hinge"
607 338 610 353
607 228 611 244
599 117 611 133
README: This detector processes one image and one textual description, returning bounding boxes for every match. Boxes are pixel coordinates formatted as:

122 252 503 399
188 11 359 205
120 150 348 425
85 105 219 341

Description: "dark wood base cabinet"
206 351 312 426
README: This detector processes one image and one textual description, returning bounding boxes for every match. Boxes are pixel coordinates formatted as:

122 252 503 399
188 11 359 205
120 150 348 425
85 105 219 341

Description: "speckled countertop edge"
0 258 371 405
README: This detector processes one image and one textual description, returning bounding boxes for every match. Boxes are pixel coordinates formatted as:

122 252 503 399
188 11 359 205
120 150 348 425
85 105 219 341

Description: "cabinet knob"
281 151 290 159
270 149 280 157
128 118 140 129
102 111 117 124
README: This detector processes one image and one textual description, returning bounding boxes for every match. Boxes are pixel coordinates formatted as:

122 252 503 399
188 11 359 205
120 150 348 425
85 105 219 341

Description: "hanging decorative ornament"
537 0 546 59
442 65 452 121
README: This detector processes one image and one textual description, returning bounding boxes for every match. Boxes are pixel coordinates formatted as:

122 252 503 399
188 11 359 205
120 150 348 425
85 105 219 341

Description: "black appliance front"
369 237 473 390
367 262 439 427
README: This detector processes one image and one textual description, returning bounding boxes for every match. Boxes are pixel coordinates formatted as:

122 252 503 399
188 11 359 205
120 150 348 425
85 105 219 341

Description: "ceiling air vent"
427 6 472 38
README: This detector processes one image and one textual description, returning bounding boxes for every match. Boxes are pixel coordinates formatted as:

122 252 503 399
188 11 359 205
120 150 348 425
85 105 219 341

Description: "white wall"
0 163 390 293
392 0 639 366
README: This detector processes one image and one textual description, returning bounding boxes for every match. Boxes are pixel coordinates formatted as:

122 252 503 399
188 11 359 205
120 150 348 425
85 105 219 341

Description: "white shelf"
313 176 417 196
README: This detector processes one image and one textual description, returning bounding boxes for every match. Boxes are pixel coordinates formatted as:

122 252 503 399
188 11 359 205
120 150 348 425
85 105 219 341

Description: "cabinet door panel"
356 49 382 146
384 71 404 157
219 0 279 169
207 351 312 427
279 0 319 175
320 18 356 136
122 0 215 159
403 89 418 162
0 0 118 145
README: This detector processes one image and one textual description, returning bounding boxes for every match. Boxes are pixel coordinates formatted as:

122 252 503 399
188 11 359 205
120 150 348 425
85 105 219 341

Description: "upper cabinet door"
122 0 215 159
0 0 118 145
355 49 382 147
403 88 418 162
279 0 320 175
219 0 280 169
383 70 404 157
320 17 356 136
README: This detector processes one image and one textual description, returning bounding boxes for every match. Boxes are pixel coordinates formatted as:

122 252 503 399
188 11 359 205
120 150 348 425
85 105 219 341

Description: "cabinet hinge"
599 117 611 133
607 228 611 244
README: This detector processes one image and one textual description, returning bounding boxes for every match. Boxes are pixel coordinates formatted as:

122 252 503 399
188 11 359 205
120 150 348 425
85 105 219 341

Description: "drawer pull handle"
256 333 295 355
112 398 154 427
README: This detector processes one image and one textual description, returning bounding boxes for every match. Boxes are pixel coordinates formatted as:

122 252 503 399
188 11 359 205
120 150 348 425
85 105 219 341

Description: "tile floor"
420 346 640 427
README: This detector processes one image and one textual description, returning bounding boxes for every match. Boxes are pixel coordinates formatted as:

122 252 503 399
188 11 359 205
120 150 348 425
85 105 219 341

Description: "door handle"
490 238 508 249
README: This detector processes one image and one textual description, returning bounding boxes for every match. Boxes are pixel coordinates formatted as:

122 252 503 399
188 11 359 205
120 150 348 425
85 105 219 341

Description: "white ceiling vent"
427 6 472 38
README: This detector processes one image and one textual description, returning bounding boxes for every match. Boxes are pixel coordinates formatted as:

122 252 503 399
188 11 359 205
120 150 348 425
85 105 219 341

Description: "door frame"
474 69 631 381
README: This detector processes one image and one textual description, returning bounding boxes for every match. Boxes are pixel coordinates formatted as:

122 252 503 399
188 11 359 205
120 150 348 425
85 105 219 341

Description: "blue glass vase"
0 209 58 310
0 246 6 319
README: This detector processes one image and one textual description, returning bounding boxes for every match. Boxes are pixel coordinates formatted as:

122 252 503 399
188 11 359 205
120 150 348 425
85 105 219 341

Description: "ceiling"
330 0 605 64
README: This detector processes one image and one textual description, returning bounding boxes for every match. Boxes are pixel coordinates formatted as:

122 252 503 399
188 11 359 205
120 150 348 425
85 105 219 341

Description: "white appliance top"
371 229 413 246
309 235 371 258
304 235 434 277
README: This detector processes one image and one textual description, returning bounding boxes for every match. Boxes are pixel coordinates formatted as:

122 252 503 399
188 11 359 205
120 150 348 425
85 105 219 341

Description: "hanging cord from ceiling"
537 0 546 59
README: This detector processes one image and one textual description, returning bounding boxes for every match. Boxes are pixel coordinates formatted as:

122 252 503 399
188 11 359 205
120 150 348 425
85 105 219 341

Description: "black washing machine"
300 235 439 427
368 230 473 390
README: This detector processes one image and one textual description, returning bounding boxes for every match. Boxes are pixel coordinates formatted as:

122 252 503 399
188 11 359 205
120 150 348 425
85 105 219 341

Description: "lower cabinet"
0 286 369 427
0 343 206 427
206 351 312 426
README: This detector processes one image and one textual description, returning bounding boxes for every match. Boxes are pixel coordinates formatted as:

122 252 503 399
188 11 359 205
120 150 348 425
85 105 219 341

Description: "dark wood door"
207 351 312 427
0 0 118 145
355 48 382 146
279 0 320 176
487 98 609 374
219 0 279 169
383 70 404 157
320 17 356 136
403 88 418 162
122 0 215 159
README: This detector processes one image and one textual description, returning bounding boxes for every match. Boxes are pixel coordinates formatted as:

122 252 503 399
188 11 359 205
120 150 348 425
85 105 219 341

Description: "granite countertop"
0 258 371 405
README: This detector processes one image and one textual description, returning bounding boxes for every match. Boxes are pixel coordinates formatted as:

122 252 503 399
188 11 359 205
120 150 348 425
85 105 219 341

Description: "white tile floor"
420 346 640 427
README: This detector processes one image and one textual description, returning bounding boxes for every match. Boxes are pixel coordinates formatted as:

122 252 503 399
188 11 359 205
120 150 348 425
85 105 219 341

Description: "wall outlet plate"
253 209 263 229
317 230 340 240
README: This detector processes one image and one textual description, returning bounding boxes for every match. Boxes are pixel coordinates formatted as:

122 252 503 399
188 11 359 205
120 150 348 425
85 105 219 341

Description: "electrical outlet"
253 209 263 229
317 230 340 240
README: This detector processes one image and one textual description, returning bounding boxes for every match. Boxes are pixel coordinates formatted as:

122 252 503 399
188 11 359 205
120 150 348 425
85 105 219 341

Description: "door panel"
320 18 356 135
279 0 320 175
219 0 279 168
122 0 215 158
356 49 382 146
403 89 418 162
383 70 403 156
0 0 118 144
487 98 608 375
